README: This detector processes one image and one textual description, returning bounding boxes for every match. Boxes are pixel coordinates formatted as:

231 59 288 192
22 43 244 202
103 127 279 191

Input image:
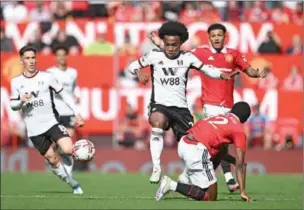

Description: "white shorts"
203 104 231 118
177 136 217 189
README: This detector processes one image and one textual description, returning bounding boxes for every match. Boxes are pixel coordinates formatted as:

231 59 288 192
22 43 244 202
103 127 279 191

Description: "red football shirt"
192 46 250 108
186 113 247 157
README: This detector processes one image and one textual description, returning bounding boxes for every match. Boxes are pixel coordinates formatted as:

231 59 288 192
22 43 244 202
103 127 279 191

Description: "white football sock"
50 162 79 188
150 127 164 167
169 179 178 191
56 145 74 176
61 154 74 176
224 172 234 182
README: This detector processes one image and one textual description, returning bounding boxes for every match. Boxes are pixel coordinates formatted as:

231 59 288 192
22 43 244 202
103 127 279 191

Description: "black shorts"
149 104 194 141
29 124 70 155
59 115 76 128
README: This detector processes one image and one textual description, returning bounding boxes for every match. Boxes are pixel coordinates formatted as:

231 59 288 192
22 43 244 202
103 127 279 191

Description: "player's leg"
49 124 83 194
58 116 76 175
155 136 215 201
148 105 170 184
204 104 238 192
30 133 81 194
178 167 191 185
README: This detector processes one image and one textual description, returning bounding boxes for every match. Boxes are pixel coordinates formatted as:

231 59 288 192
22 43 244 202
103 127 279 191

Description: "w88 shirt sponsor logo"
160 67 180 86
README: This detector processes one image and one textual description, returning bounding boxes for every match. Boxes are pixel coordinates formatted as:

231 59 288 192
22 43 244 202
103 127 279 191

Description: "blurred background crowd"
1 1 303 153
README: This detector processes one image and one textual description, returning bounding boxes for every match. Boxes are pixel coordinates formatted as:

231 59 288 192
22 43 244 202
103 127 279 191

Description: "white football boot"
155 176 172 201
73 185 84 195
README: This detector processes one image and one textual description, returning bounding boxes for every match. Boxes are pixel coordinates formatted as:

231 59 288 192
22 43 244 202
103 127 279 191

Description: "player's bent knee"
149 112 168 129
44 150 60 166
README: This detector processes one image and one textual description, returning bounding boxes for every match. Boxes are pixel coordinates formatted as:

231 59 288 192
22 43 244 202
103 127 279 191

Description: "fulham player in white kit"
127 21 234 184
47 47 78 176
10 45 84 194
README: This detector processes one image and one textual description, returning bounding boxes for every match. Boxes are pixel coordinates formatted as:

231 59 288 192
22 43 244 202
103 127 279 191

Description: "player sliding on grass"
10 45 84 194
149 23 267 192
126 21 237 184
155 101 252 202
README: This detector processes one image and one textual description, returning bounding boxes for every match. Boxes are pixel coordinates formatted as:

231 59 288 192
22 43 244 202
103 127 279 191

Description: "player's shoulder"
10 73 23 84
142 49 162 58
46 66 57 73
67 67 78 76
38 70 55 80
226 47 241 56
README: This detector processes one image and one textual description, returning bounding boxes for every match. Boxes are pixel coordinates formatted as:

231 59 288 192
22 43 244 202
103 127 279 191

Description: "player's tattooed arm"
245 67 268 78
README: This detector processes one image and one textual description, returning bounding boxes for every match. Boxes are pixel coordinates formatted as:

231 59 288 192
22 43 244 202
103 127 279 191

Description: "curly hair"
158 21 189 43
207 23 227 34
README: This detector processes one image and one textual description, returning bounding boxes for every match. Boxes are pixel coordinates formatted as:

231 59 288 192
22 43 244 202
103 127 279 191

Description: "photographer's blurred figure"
245 104 273 149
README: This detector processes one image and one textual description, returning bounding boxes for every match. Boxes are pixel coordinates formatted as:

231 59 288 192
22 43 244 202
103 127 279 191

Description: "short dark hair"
158 21 189 43
207 23 227 34
19 45 37 57
230 101 251 123
53 46 69 55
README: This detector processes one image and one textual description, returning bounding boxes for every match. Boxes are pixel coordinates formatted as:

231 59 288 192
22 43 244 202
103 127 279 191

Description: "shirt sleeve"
188 52 204 69
10 79 22 110
232 131 247 152
188 53 222 79
49 73 63 93
126 51 154 77
235 51 250 71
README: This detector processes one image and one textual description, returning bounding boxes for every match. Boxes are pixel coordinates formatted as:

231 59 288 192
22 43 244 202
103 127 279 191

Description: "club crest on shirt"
225 54 233 63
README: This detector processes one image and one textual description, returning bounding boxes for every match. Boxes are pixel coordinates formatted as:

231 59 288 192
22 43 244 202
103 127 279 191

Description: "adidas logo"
208 56 214 61
158 61 164 65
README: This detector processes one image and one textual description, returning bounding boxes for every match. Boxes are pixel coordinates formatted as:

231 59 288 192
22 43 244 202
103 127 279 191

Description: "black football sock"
176 182 209 201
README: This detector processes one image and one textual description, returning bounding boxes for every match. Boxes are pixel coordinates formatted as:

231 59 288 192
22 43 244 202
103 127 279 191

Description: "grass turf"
1 172 302 209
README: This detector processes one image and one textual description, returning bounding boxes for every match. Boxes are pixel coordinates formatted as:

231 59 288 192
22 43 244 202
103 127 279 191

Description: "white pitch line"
0 194 300 201
0 195 153 199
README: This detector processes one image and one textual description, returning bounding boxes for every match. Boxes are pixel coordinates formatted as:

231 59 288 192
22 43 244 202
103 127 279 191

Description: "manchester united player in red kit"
150 23 267 191
155 102 252 202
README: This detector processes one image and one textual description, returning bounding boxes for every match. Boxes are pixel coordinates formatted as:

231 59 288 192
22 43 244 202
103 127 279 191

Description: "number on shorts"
58 125 69 135
207 116 228 129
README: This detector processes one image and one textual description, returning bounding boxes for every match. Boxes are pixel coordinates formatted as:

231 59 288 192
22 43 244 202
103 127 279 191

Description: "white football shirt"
10 71 63 137
132 50 204 108
47 66 78 116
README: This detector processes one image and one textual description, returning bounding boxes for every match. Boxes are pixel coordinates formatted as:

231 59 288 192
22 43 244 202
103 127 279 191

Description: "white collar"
210 46 228 54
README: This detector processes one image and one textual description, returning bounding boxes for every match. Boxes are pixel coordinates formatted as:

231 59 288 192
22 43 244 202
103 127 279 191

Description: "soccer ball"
72 139 95 162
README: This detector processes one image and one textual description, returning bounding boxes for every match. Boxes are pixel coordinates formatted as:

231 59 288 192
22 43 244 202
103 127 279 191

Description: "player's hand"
148 31 162 48
137 70 149 85
21 93 32 103
240 192 253 202
256 68 267 78
75 114 84 127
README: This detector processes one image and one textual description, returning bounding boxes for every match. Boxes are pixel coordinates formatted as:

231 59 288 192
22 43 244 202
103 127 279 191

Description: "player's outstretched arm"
235 147 252 202
245 67 268 78
189 53 231 80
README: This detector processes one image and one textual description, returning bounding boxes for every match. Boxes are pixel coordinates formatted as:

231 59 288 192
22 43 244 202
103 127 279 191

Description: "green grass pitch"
1 172 302 209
